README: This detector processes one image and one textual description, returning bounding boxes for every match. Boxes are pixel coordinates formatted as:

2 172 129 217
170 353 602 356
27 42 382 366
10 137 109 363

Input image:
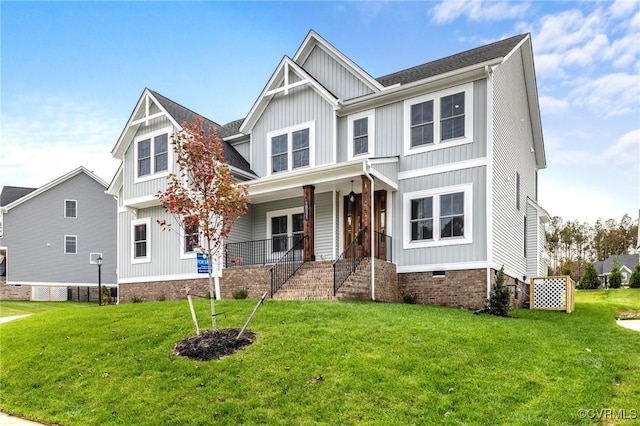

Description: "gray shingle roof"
0 186 36 207
220 119 245 137
376 34 528 87
595 254 639 274
148 90 254 175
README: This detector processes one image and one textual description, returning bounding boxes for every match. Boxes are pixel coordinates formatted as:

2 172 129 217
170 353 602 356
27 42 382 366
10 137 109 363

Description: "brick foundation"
398 269 487 309
374 259 400 303
0 281 31 300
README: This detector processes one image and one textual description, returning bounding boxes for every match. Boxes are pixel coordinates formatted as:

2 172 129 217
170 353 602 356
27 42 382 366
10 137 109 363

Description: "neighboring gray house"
595 254 640 287
109 31 548 309
0 167 117 301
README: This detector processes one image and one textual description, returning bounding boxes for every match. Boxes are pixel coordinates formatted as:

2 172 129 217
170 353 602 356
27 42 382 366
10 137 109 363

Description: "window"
135 128 171 181
64 200 77 218
410 197 433 241
267 122 315 175
64 235 77 254
184 223 199 254
404 83 473 155
348 110 375 159
132 218 151 263
403 183 473 249
266 207 305 253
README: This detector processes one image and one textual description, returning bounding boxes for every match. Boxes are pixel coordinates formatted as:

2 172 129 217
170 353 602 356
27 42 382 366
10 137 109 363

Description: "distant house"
0 167 117 301
595 254 640 287
108 31 548 309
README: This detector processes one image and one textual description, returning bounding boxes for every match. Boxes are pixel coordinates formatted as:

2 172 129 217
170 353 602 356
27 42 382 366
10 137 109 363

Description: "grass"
0 300 92 317
1 289 639 425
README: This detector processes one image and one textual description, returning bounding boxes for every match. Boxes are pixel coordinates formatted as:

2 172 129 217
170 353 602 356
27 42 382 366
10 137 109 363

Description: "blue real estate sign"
196 253 208 274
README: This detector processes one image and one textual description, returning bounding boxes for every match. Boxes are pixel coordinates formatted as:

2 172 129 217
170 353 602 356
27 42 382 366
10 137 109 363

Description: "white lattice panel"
49 287 67 301
532 277 566 309
31 286 68 301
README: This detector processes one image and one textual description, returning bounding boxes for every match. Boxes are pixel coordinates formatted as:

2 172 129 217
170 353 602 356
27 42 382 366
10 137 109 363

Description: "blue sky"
1 1 638 224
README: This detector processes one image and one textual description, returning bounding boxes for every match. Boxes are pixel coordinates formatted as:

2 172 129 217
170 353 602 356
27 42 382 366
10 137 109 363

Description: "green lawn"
1 289 639 425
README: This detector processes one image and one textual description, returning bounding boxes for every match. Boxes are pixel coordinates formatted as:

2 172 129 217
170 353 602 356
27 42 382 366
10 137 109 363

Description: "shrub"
486 266 511 317
402 291 418 304
580 262 601 290
233 289 249 300
132 296 143 303
629 264 640 289
609 257 622 289
101 286 112 305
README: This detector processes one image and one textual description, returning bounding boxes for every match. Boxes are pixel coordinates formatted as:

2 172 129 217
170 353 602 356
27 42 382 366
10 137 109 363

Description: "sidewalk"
617 319 640 332
0 412 45 426
0 314 31 324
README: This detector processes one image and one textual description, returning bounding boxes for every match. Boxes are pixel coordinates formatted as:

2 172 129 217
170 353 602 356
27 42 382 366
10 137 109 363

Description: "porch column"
361 175 372 257
303 185 315 262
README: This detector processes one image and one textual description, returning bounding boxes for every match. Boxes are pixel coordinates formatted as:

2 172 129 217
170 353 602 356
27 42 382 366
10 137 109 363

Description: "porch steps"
272 261 336 301
335 258 371 301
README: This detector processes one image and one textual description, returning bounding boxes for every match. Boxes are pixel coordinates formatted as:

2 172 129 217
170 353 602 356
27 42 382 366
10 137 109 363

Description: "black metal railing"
270 235 307 297
374 230 392 262
225 236 303 268
333 228 366 295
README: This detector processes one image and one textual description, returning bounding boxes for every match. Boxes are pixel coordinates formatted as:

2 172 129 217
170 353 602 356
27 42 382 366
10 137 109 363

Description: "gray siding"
302 45 374 100
526 203 538 278
3 172 117 285
371 162 399 184
227 205 253 244
394 166 487 268
251 85 335 177
232 141 251 164
491 48 539 278
375 102 403 158
123 115 176 201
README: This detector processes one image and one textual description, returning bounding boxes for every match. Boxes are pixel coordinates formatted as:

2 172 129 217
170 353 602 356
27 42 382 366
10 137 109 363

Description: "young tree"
579 262 600 290
157 116 249 330
609 257 623 289
629 264 640 289
486 266 511 317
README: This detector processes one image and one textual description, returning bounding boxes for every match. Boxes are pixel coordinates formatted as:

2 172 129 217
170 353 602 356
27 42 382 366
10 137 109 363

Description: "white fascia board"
526 197 551 223
2 167 107 212
397 261 488 274
106 164 124 196
118 272 216 284
293 30 384 93
7 280 117 287
122 194 161 209
336 59 502 117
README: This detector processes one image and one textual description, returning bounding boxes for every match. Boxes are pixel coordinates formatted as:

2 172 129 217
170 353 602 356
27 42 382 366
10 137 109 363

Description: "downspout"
363 161 375 301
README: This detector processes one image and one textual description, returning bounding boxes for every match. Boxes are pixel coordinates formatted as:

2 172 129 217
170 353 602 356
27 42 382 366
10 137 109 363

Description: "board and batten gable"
122 115 175 202
3 171 116 285
301 45 375 101
251 83 335 177
490 47 540 279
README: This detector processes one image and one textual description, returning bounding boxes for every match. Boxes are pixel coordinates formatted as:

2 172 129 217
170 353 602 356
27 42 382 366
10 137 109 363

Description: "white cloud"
603 129 640 163
569 72 640 116
431 0 530 24
0 95 120 188
539 95 569 114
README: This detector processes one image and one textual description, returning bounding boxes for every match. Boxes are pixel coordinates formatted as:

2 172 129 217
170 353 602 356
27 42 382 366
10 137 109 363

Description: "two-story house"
0 167 117 301
109 31 548 309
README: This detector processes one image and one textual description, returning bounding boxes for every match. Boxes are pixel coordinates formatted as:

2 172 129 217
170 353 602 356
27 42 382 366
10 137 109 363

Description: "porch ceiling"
248 159 397 204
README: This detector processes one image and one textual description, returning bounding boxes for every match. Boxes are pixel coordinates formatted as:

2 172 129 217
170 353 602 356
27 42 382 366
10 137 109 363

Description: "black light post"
97 256 103 306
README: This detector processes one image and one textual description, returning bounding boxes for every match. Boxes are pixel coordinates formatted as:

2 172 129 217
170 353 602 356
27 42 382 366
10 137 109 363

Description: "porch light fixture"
348 180 356 203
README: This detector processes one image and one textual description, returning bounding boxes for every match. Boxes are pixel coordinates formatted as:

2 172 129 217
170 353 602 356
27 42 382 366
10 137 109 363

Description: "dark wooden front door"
342 190 387 259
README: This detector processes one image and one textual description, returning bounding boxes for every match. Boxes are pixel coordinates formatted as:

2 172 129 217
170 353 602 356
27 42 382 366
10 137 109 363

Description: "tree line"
545 214 638 281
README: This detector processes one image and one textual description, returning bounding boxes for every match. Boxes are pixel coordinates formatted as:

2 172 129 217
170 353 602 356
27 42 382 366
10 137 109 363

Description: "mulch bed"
174 328 256 361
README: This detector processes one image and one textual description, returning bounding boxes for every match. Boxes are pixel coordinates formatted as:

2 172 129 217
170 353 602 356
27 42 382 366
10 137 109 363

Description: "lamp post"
97 256 103 306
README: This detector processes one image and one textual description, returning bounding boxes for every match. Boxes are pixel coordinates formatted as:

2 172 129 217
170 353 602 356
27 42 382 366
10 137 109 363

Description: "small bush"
132 296 143 303
609 257 623 289
629 264 640 289
101 286 112 305
486 266 511 317
580 262 601 290
402 291 418 304
233 289 249 300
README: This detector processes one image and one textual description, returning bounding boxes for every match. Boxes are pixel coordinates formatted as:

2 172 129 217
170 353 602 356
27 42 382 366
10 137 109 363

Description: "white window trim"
64 199 77 219
403 183 473 249
347 109 375 160
131 217 151 264
403 82 474 156
133 126 173 183
266 207 304 255
64 235 77 254
180 224 200 259
266 121 315 176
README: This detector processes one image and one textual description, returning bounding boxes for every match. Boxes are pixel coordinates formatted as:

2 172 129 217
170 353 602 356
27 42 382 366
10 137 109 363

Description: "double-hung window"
184 223 199 254
64 235 77 254
132 218 151 263
135 128 171 181
267 122 314 175
64 200 77 218
348 110 375 159
404 82 473 155
403 184 473 248
267 208 304 256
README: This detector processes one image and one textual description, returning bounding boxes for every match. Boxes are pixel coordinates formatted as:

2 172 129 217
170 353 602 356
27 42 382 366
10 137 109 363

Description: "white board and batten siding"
490 48 540 279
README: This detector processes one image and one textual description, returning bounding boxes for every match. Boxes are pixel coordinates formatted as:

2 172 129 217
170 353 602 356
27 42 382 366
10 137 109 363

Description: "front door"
342 190 387 259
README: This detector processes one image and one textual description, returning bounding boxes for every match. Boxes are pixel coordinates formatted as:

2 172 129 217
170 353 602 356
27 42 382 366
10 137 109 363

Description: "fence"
530 276 575 313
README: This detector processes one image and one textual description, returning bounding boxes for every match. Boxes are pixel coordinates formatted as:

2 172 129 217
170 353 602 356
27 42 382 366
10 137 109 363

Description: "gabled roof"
377 34 528 87
239 56 340 134
0 186 36 207
595 254 640 274
0 167 107 213
111 89 254 175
